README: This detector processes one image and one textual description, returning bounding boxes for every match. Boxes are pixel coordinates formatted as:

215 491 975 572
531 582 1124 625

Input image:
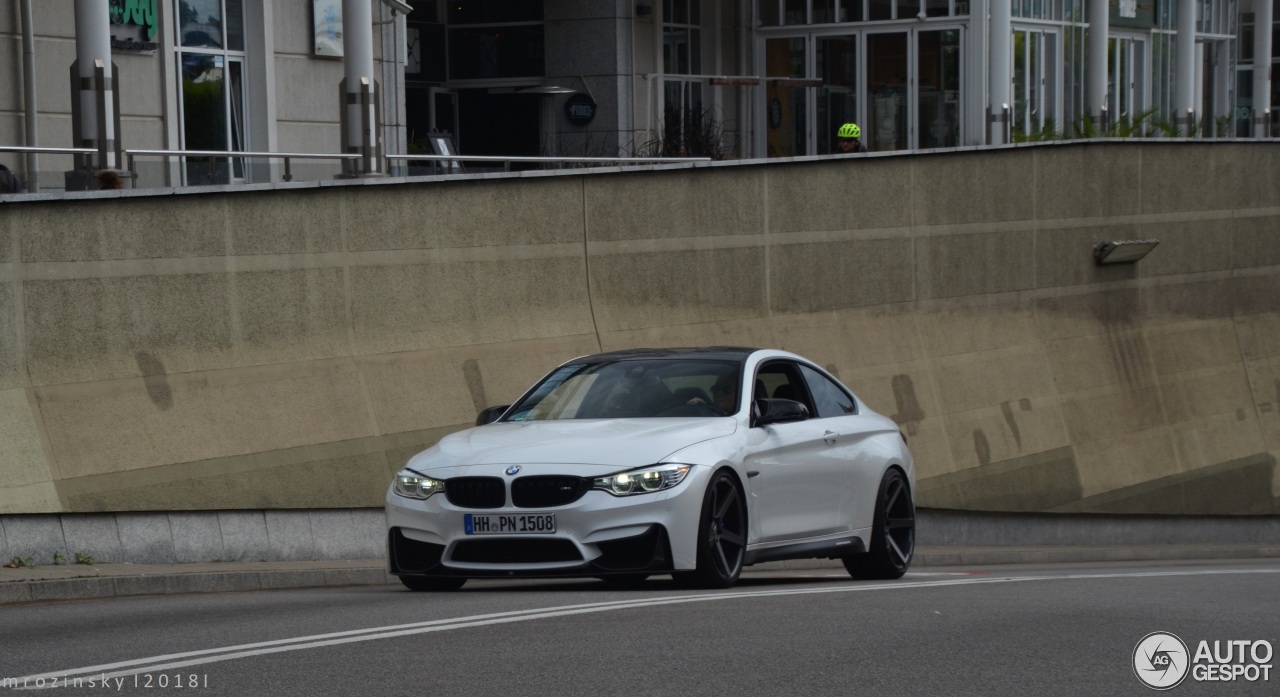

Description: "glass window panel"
225 0 244 51
228 60 245 179
841 0 864 21
764 37 808 157
814 0 833 22
898 0 919 19
179 0 223 48
817 35 857 153
1236 67 1252 135
784 0 807 23
799 366 856 418
181 53 226 184
926 0 950 17
917 28 962 148
664 27 688 73
867 31 908 150
870 0 893 20
674 0 689 25
1014 32 1028 133
1240 16 1253 62
690 0 700 25
759 0 781 26
690 28 701 73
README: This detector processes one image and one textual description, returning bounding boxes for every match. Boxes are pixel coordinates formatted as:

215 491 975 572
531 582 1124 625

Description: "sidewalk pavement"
4 544 1279 605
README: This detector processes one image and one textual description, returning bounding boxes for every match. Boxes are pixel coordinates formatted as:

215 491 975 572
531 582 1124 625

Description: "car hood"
404 418 738 476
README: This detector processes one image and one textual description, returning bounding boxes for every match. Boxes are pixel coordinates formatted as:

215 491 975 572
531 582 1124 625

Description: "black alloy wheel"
400 575 467 592
675 471 747 589
843 468 914 580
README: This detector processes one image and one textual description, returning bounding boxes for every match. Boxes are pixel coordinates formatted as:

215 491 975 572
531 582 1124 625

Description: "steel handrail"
388 152 711 173
124 148 361 183
2 144 714 187
0 145 98 156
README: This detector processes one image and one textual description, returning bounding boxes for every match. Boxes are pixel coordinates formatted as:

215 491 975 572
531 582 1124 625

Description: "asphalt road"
2 560 1277 696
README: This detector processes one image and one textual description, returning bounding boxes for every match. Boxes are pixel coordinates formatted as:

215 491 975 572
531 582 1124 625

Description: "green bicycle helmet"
837 123 862 139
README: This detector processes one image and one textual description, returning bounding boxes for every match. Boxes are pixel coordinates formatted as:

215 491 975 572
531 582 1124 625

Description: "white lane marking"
11 567 1280 689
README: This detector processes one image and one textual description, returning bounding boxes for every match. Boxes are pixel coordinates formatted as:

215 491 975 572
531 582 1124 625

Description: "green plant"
637 104 736 160
1152 118 1180 138
53 551 66 565
5 556 36 569
1013 118 1062 143
1215 114 1232 138
74 552 95 565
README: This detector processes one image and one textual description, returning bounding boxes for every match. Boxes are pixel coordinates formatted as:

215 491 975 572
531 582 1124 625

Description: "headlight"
593 464 692 496
392 473 445 500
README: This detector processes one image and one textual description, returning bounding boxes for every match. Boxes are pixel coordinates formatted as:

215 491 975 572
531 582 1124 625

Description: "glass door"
917 28 962 148
817 35 858 154
1013 28 1059 138
765 37 810 157
1108 35 1147 128
760 24 963 155
867 32 909 151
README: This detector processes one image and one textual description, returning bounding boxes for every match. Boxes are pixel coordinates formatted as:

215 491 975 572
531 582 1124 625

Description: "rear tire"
674 471 746 589
843 468 914 580
399 575 467 592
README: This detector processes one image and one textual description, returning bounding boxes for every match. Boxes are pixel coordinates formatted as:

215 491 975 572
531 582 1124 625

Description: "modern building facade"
0 0 1275 189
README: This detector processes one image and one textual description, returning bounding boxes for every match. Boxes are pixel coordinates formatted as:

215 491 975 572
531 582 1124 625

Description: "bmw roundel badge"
505 465 522 476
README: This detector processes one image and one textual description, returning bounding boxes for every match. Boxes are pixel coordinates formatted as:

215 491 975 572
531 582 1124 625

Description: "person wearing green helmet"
837 122 867 153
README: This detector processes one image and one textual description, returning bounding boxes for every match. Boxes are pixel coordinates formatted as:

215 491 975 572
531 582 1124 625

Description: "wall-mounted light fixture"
1093 239 1160 265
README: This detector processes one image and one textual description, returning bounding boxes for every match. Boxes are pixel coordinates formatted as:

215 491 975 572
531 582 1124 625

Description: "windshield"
503 359 743 421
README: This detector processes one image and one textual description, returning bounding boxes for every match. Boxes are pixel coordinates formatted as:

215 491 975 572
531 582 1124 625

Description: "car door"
743 360 843 543
797 363 888 533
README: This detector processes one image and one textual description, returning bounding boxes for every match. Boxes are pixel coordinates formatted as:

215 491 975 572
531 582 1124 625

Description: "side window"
799 365 857 418
754 361 816 414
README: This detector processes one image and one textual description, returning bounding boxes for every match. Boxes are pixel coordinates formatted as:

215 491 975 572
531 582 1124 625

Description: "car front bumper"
385 466 710 578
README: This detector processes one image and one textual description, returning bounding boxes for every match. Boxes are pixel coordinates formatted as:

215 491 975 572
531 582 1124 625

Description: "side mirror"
475 405 511 426
752 398 810 427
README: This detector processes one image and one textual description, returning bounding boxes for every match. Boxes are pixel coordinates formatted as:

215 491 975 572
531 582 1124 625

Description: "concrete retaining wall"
1 141 1278 519
3 508 1278 566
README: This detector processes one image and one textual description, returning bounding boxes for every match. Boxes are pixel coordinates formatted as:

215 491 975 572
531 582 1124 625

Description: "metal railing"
123 149 361 183
386 153 712 173
1 144 712 192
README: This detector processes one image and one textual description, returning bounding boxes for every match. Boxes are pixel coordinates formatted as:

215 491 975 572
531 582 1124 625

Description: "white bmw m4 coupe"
386 347 915 590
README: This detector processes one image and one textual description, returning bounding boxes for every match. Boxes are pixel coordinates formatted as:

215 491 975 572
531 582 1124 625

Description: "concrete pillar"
1176 0 1197 134
342 0 382 174
988 0 1012 144
73 0 117 169
1086 0 1110 129
1255 0 1274 137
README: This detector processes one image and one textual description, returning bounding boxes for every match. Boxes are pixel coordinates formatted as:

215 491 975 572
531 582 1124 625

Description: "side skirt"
743 535 867 566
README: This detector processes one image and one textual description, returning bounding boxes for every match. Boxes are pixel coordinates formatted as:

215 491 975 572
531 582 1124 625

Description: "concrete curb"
4 545 1279 605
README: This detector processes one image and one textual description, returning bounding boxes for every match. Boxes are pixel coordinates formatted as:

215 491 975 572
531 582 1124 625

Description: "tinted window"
799 365 856 418
755 361 815 414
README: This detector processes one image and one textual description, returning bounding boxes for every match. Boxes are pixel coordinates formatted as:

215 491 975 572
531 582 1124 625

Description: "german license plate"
464 513 556 535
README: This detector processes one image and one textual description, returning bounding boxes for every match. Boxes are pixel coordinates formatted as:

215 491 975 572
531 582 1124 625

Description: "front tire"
674 471 746 589
843 468 914 580
399 575 467 592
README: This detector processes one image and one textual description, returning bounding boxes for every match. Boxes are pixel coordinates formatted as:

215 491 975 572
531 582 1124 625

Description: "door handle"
823 430 839 445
